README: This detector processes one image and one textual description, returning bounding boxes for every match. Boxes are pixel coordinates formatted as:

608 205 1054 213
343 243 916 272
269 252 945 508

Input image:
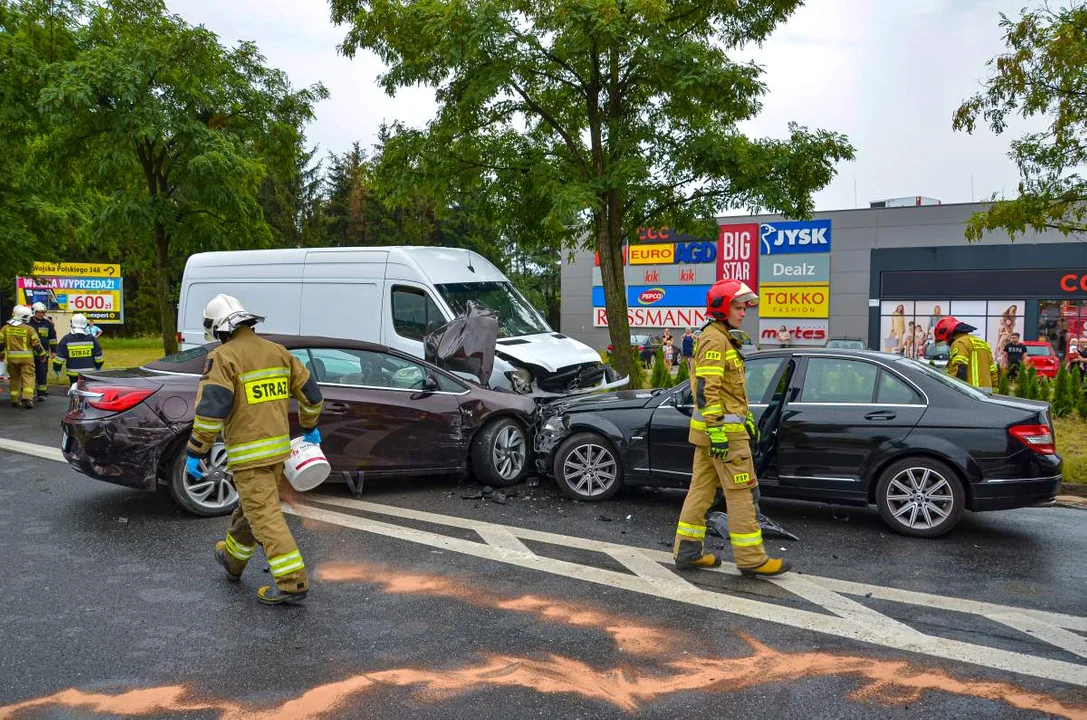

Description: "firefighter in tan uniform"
673 280 791 577
1 305 48 409
935 316 997 393
186 294 324 605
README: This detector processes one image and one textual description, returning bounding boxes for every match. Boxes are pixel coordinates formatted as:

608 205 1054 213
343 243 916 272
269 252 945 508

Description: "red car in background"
1022 341 1059 378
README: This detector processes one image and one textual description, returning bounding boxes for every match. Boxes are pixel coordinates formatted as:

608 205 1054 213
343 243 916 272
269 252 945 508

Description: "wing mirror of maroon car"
424 374 440 392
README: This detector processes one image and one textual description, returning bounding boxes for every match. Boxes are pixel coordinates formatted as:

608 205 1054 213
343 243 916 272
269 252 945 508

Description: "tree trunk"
597 213 637 388
154 222 178 356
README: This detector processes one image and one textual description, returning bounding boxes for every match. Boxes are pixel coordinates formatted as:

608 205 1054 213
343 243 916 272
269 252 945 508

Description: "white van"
178 246 625 398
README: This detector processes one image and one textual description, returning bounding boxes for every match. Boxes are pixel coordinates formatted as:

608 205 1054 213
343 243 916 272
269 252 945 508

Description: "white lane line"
0 437 66 463
474 527 533 554
771 574 926 638
288 501 1087 688
603 547 700 592
987 613 1087 660
310 494 1087 633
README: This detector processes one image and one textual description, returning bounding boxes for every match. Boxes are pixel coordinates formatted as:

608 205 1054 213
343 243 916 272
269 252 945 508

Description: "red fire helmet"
706 279 758 321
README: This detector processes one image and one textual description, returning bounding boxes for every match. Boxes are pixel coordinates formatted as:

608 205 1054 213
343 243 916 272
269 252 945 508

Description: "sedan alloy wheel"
554 432 624 501
876 458 964 537
168 442 239 517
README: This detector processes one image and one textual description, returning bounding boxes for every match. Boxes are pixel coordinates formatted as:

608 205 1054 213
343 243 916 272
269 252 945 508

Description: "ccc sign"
1060 274 1087 292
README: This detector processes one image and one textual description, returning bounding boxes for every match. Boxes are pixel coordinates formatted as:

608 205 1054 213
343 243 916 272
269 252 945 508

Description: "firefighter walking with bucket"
186 294 325 605
672 280 791 577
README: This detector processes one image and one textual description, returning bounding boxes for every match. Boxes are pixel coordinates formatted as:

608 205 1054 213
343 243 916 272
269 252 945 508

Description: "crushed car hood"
423 300 498 386
495 333 603 373
550 389 661 413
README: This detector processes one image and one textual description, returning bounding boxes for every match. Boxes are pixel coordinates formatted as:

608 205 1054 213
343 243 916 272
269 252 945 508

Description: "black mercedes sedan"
537 349 1061 537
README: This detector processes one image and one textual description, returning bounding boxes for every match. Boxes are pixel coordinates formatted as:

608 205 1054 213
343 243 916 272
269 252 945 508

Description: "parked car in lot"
606 334 662 367
825 337 866 350
61 335 536 516
538 349 1061 537
1023 340 1059 378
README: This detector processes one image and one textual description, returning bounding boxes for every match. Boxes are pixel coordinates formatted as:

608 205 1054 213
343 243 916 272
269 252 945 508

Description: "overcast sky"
167 0 1034 214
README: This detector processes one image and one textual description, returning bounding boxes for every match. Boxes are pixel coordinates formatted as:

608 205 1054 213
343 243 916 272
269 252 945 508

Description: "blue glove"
185 455 204 479
303 428 321 445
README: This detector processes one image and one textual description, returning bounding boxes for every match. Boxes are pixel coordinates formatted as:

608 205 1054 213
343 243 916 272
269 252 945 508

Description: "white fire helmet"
31 302 47 313
202 294 264 341
10 305 32 325
70 314 90 334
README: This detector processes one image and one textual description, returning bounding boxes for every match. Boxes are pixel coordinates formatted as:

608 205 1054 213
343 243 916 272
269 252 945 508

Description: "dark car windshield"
900 357 989 400
1026 345 1053 357
436 281 550 338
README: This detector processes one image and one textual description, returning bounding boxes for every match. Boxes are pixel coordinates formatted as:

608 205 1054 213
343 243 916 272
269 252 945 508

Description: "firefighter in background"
1 305 47 409
28 302 58 400
935 316 998 393
53 314 105 385
673 279 792 577
187 294 324 606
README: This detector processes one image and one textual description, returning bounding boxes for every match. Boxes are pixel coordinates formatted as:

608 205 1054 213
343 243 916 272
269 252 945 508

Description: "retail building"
560 200 1084 361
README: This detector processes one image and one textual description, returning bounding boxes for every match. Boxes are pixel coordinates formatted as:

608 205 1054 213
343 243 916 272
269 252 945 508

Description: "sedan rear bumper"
62 405 177 491
969 475 1062 511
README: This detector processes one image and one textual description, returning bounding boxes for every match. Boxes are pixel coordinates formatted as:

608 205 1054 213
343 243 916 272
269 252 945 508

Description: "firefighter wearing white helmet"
1 305 47 408
672 279 791 577
53 314 105 385
186 294 324 605
27 301 58 400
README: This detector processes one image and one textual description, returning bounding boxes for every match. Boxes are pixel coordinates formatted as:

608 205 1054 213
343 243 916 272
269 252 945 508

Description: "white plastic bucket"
284 436 331 492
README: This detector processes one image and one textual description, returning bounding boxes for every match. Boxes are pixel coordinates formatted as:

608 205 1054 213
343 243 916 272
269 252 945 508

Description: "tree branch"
508 80 590 178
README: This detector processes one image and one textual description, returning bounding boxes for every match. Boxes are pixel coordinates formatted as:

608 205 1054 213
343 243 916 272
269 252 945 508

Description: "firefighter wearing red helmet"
934 316 997 393
672 279 791 577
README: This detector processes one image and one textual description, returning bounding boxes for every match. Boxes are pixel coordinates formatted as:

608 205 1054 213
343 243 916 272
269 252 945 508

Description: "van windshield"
436 281 551 337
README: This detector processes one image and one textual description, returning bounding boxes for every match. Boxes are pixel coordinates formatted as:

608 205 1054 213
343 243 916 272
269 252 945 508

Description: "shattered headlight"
543 414 569 434
506 367 533 394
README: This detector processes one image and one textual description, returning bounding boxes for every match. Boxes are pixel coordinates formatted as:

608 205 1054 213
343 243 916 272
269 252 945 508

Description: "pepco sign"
637 287 666 305
759 285 830 318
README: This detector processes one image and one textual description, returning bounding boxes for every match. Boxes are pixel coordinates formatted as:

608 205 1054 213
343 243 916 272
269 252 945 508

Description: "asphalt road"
1 398 1085 719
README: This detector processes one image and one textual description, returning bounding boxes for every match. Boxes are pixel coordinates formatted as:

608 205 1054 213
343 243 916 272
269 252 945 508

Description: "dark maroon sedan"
61 335 536 516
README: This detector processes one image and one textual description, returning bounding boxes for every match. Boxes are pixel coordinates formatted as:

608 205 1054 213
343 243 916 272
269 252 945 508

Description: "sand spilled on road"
2 562 1084 719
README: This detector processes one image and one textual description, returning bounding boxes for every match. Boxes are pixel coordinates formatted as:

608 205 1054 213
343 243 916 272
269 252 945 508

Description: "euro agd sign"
758 284 830 319
16 261 125 324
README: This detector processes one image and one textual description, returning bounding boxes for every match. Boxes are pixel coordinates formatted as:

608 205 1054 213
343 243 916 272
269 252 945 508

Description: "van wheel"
472 418 529 487
168 443 239 517
553 432 623 501
875 458 964 538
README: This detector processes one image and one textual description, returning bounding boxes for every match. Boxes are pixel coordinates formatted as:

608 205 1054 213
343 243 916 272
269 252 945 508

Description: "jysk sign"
759 219 832 255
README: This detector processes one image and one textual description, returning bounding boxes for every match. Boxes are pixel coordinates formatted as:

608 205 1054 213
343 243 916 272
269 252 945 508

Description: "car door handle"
325 402 349 414
864 410 896 421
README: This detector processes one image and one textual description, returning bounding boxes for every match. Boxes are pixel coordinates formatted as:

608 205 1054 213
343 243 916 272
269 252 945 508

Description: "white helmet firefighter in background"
9 305 32 325
202 294 265 342
31 302 47 315
69 314 90 335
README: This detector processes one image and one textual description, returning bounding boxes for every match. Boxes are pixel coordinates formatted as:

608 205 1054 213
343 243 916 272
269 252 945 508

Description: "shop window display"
880 299 1024 365
1038 300 1087 361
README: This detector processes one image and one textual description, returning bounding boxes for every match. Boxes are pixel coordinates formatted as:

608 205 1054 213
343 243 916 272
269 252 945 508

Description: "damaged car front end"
424 300 628 400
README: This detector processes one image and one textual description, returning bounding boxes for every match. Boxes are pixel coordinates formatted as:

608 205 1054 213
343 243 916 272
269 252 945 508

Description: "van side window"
392 287 443 341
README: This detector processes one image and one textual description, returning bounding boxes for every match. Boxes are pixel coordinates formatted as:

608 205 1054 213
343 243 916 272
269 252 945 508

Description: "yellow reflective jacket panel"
688 322 748 447
0 323 47 363
947 333 997 390
186 327 324 470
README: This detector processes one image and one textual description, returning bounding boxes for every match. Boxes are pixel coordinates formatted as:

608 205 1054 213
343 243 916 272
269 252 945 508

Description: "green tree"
675 354 690 386
1017 362 1041 400
330 0 854 387
997 365 1011 396
953 1 1087 240
1052 367 1073 417
34 0 326 353
649 347 671 388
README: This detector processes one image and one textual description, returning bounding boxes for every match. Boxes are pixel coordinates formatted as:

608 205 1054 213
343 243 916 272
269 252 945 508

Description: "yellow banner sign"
759 284 830 318
628 243 675 265
32 261 121 278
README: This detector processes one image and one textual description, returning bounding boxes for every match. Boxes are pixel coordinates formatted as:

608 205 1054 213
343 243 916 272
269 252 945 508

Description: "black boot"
23 400 34 410
257 584 308 606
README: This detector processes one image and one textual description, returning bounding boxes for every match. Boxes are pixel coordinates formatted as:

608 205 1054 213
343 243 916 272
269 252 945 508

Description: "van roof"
183 246 508 284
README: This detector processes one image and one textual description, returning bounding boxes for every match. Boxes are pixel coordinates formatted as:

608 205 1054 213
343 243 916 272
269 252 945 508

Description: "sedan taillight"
1009 424 1056 455
85 386 155 413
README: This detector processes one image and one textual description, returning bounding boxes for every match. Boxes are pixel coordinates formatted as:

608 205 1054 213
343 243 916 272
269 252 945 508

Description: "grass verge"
1054 417 1087 494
